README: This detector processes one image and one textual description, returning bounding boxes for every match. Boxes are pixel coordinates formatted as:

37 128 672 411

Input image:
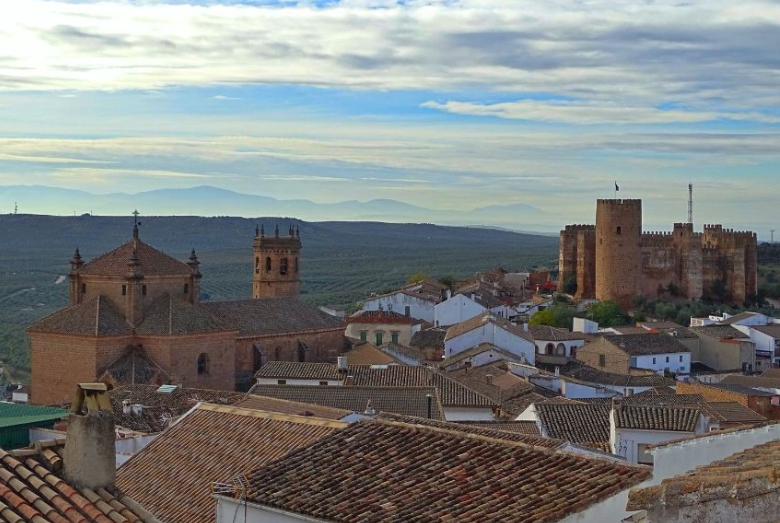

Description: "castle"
558 199 758 309
28 219 345 405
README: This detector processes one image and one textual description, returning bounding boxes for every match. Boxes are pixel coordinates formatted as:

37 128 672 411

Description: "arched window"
265 257 272 272
197 353 209 375
255 257 260 274
294 257 299 274
545 343 555 355
616 226 622 235
280 257 288 275
556 343 566 356
253 344 264 371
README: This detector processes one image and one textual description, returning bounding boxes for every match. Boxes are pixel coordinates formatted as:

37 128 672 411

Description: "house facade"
444 314 536 365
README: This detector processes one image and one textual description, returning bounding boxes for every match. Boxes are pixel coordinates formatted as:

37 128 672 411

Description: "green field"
0 214 559 380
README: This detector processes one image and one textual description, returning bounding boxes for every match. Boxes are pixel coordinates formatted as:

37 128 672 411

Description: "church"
28 219 346 405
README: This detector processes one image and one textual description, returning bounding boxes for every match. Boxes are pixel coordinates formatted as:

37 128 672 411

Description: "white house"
610 403 708 465
529 325 586 358
444 314 536 365
435 293 487 326
734 324 780 364
438 343 522 372
361 281 444 323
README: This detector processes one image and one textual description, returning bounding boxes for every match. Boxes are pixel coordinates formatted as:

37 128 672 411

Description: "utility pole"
13 202 17 215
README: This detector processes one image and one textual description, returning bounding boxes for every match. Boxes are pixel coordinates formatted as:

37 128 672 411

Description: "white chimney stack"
122 399 131 415
337 356 348 371
131 404 143 416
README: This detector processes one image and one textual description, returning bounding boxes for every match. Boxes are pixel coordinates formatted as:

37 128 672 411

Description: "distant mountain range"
0 185 558 233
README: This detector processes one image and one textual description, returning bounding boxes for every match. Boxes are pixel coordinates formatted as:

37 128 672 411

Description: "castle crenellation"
559 198 758 309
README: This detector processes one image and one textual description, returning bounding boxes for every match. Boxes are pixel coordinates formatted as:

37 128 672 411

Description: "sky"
1 0 780 234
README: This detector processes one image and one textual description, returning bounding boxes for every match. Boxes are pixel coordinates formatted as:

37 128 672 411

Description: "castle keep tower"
595 199 642 309
252 225 301 298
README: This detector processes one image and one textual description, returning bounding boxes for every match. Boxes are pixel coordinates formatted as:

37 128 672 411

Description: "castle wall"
640 232 677 297
595 200 642 309
559 225 596 299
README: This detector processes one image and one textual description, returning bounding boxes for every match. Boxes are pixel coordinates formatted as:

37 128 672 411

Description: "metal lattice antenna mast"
688 183 693 224
772 229 775 244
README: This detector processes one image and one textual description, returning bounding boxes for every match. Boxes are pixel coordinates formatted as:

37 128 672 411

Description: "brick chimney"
63 383 116 490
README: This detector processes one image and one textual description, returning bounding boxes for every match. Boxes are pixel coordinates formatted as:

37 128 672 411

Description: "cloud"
213 95 241 100
2 0 780 118
421 100 780 125
50 167 219 182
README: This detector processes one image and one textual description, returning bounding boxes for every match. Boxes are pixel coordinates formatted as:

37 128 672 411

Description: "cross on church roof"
132 210 141 239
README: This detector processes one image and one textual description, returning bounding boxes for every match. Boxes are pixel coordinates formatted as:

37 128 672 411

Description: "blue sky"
1 0 779 235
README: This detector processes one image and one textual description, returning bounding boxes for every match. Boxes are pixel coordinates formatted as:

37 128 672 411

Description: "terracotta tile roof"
447 363 541 416
614 404 700 432
343 343 401 365
28 296 133 336
410 328 447 349
109 384 245 433
117 404 346 523
445 313 534 343
135 295 229 336
376 413 561 448
720 374 780 390
346 310 414 324
255 362 496 408
454 420 541 435
708 402 767 424
202 297 344 337
691 324 749 339
548 361 675 388
530 325 586 342
79 239 193 277
438 342 523 368
380 343 425 364
247 385 445 420
721 311 762 325
627 439 780 512
536 403 611 449
604 333 690 356
98 347 170 388
234 395 352 419
638 321 686 330
700 381 777 397
0 439 149 523
238 419 649 523
753 324 780 338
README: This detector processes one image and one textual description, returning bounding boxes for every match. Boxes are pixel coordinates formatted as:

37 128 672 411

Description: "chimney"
554 366 560 377
131 404 144 416
345 375 355 386
485 373 494 385
364 399 376 416
63 383 116 490
122 399 131 415
337 356 348 372
523 323 529 332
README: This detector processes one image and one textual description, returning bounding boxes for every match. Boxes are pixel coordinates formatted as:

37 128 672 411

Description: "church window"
81 283 86 294
294 257 299 273
280 257 288 275
616 226 622 235
255 257 260 274
184 284 189 295
197 353 209 375
142 285 147 296
121 285 127 296
266 257 272 273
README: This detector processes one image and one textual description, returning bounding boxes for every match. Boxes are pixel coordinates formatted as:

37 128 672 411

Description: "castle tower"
252 224 301 298
595 199 642 309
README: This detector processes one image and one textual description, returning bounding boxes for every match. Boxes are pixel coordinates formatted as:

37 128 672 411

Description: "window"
630 357 637 367
404 305 411 317
294 257 299 274
598 354 606 367
142 285 147 296
266 257 272 272
360 331 368 342
555 343 566 356
637 444 654 465
184 284 189 295
679 355 683 362
391 331 399 344
545 343 555 355
280 257 288 275
665 356 670 363
197 353 209 375
616 226 622 235
277 379 287 385
376 332 384 346
81 283 86 294
652 357 657 364
319 381 329 386
121 285 127 296
255 257 260 274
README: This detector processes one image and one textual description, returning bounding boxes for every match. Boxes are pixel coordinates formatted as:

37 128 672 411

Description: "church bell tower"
252 224 301 298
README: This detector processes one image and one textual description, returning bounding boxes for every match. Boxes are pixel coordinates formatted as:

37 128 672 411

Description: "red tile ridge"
195 403 349 429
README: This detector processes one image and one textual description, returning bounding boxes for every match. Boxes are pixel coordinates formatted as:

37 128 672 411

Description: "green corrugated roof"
0 402 67 428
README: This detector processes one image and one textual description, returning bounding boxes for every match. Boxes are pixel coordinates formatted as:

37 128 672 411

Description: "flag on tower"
615 181 620 192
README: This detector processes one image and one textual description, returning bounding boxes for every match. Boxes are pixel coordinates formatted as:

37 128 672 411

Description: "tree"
407 272 428 284
563 275 577 295
530 304 575 329
438 275 455 288
666 282 680 297
585 301 629 327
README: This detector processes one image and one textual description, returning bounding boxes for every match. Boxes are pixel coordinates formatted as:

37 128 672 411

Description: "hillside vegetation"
0 214 558 379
